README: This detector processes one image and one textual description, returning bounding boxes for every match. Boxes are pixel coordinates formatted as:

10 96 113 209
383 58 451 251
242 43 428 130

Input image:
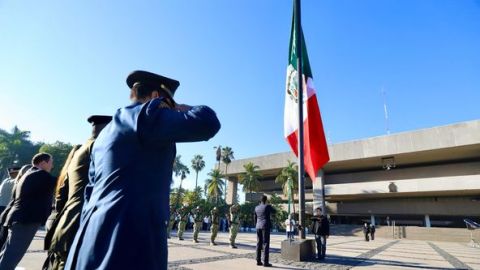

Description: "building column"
425 214 431 228
226 176 238 205
370 215 376 226
313 170 326 214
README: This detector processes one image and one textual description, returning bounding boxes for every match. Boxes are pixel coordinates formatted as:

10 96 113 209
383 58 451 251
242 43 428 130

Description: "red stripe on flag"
285 94 330 182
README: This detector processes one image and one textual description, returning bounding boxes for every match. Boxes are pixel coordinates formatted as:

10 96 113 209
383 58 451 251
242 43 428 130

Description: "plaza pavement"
16 230 480 269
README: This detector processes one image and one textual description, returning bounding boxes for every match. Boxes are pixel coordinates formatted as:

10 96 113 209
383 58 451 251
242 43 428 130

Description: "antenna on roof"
382 86 390 135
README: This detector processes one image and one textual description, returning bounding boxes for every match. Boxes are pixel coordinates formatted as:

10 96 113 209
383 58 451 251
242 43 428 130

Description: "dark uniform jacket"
254 204 276 230
65 98 220 270
6 167 55 225
311 215 330 236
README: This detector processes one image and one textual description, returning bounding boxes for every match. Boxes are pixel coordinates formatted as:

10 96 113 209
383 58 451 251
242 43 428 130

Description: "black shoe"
256 262 263 266
263 263 272 267
179 238 184 241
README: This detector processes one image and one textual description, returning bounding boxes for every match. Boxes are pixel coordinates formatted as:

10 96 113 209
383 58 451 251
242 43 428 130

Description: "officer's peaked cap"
126 70 180 98
87 115 112 125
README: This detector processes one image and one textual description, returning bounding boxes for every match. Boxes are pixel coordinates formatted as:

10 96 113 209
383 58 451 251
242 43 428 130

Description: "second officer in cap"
43 115 112 270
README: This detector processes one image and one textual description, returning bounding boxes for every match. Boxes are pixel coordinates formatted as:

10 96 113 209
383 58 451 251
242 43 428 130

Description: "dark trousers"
0 226 8 249
371 232 375 240
364 233 370 241
315 235 327 259
0 222 40 270
256 228 270 263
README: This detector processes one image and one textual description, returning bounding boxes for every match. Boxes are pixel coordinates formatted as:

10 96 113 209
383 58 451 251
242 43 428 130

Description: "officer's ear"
151 90 160 99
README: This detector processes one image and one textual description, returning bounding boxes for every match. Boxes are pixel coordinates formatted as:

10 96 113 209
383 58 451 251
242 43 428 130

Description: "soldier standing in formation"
192 206 203 243
177 205 189 241
167 205 176 239
210 207 219 246
229 204 240 249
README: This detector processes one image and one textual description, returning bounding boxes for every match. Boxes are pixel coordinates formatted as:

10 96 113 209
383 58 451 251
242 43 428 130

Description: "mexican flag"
284 10 330 182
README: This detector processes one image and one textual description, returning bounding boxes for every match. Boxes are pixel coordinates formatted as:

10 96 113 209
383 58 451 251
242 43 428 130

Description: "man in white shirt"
0 167 19 214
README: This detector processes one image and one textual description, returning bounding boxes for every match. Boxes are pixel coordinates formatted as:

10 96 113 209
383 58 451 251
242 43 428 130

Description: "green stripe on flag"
288 8 313 78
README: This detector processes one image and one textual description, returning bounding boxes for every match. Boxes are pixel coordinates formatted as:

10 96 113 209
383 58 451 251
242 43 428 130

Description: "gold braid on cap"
160 84 173 97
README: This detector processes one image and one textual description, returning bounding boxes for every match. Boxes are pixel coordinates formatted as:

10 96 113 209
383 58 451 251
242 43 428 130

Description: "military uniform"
192 207 202 243
177 207 189 240
44 115 111 270
229 205 240 248
167 207 176 239
64 71 220 270
210 208 219 245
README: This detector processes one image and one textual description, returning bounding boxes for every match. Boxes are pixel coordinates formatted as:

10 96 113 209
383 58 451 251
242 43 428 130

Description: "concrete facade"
225 120 480 227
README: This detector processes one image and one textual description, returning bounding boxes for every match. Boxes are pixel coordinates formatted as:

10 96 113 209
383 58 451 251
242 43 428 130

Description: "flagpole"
294 0 306 240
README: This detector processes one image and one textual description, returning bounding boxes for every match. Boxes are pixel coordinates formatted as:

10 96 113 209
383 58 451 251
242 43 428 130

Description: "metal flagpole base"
281 239 316 261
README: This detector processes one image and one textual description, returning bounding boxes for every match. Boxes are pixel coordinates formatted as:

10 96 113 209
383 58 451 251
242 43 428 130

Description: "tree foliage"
238 162 262 194
205 168 224 203
221 146 234 201
191 154 205 190
39 141 74 177
0 126 40 177
275 160 298 215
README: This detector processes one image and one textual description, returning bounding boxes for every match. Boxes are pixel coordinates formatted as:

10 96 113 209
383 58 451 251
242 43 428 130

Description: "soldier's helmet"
212 207 218 212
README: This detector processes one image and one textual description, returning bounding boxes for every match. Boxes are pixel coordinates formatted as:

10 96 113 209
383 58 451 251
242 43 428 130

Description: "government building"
224 120 480 228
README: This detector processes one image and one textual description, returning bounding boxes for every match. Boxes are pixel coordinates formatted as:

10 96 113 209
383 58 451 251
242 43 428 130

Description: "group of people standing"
0 70 221 270
168 204 240 249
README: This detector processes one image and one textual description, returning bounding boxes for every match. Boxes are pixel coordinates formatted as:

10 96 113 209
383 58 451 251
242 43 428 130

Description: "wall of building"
329 196 480 217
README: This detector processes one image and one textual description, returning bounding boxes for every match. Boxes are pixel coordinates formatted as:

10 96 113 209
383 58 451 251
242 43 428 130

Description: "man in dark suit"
311 207 330 260
255 195 276 267
0 153 55 269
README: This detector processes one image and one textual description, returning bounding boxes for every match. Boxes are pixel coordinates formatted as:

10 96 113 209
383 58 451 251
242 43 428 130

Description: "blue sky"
1 0 479 193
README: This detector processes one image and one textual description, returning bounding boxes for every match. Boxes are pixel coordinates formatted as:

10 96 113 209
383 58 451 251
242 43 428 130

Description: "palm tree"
238 162 262 194
191 154 205 190
205 168 224 203
172 155 190 207
275 160 298 215
213 145 222 169
221 146 234 200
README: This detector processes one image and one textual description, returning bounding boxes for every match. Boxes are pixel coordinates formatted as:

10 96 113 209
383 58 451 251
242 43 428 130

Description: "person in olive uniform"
43 115 112 270
229 204 240 249
167 205 176 239
192 206 203 243
177 205 189 240
210 207 219 246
